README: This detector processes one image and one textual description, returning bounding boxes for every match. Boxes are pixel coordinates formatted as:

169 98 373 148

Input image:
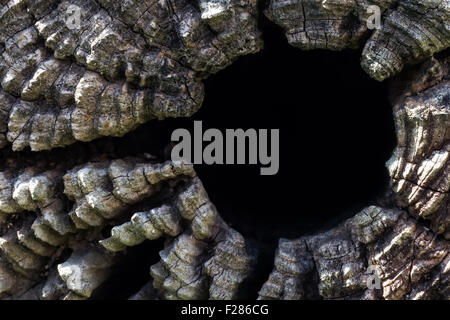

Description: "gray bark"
0 0 448 300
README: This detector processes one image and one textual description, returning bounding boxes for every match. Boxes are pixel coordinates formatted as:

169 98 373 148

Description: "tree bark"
0 0 448 300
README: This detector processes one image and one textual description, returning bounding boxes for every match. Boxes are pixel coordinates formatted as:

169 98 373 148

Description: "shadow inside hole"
184 16 396 244
68 16 397 301
92 16 396 247
91 238 165 300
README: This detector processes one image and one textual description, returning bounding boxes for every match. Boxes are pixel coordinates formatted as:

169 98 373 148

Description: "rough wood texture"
265 0 449 81
387 56 449 239
0 0 449 300
259 206 449 300
0 157 257 299
0 0 261 151
257 55 449 300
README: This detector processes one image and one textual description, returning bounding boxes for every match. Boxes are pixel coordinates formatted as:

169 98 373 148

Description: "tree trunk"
0 0 448 300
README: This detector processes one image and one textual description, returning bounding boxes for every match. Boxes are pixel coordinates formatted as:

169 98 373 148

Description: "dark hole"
3 14 396 250
91 238 164 300
0 13 397 301
0 9 398 301
96 15 396 248
178 16 396 244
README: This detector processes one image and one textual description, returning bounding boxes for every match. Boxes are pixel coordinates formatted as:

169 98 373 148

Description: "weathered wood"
0 0 448 300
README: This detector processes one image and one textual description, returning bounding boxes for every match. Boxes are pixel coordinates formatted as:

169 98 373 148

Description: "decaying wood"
0 0 448 300
0 157 257 299
0 0 261 151
265 0 450 81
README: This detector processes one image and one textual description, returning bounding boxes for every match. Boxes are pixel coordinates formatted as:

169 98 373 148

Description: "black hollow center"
87 17 396 247
188 18 396 244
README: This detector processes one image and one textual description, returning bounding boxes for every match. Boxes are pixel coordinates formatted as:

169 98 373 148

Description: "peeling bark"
265 0 449 81
0 0 448 300
259 206 449 300
387 56 449 239
0 0 261 151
